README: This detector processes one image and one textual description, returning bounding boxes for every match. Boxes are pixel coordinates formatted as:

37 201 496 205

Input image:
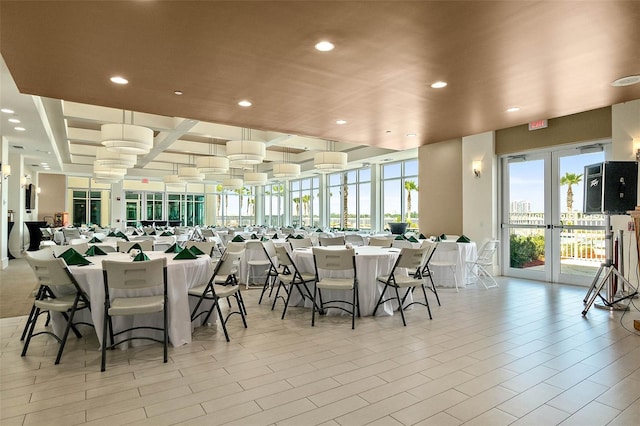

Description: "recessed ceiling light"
611 75 640 87
506 106 521 112
238 100 252 107
336 119 347 125
8 118 20 123
110 76 128 85
430 81 447 89
14 126 26 131
406 133 417 137
1 108 15 114
174 90 183 95
315 40 335 52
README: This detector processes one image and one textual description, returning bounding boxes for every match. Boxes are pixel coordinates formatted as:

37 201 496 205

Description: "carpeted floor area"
0 258 38 319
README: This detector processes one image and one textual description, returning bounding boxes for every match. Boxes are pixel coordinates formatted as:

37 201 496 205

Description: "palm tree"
404 180 418 222
560 172 583 212
302 194 311 217
293 197 300 216
342 173 349 228
215 184 223 220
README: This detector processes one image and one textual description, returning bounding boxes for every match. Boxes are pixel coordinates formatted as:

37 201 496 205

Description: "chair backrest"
62 228 81 242
419 240 438 262
117 239 154 253
319 236 345 246
345 234 365 246
93 243 116 253
102 257 167 290
262 239 277 260
369 237 392 247
395 247 428 270
289 237 312 249
24 254 77 290
312 247 356 272
224 241 245 253
186 241 216 257
274 244 294 268
132 235 156 241
29 247 55 260
391 239 413 249
201 228 215 239
477 239 499 263
214 249 243 279
245 240 267 259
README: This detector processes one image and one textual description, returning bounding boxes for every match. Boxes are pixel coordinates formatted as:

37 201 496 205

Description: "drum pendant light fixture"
101 110 153 155
243 171 268 186
95 147 137 168
314 141 347 172
197 139 229 173
226 128 265 165
273 146 300 179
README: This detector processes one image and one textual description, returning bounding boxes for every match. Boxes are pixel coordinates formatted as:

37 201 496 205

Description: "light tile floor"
1 277 639 425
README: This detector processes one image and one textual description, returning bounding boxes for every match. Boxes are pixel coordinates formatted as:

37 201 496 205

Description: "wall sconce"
472 160 482 178
634 138 640 161
1 164 11 180
20 175 28 187
36 186 42 194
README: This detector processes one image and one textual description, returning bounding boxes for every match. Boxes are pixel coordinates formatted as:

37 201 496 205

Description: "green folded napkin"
59 248 91 266
261 236 269 242
127 243 144 253
88 236 102 243
316 228 323 232
160 231 174 236
295 235 303 239
419 233 427 239
108 231 117 237
173 248 197 260
132 252 150 262
189 245 205 255
131 230 140 236
231 235 245 242
164 243 183 253
394 235 405 240
85 245 107 256
273 233 279 239
286 234 294 240
148 230 156 235
456 235 471 243
407 236 419 243
116 231 127 238
439 234 447 240
251 234 258 239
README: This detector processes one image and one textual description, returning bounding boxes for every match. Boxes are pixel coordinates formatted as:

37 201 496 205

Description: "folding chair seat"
429 241 460 291
21 254 92 364
188 250 247 341
312 248 360 329
319 236 345 246
272 245 317 319
467 239 499 289
101 257 168 371
373 247 432 325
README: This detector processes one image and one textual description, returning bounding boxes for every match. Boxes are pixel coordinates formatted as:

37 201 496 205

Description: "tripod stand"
582 214 638 316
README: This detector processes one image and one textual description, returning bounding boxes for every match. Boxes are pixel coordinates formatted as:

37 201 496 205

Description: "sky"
509 151 605 213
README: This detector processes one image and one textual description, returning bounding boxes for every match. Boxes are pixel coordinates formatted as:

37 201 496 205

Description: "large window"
72 190 104 227
290 177 320 227
214 186 255 227
264 184 285 226
327 168 371 230
145 192 164 221
168 193 205 226
382 159 419 231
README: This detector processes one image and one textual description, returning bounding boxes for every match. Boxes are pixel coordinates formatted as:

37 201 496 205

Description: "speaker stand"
582 214 637 315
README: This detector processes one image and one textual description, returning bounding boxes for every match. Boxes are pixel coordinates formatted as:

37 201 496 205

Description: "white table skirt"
430 241 477 287
53 251 212 347
290 246 408 316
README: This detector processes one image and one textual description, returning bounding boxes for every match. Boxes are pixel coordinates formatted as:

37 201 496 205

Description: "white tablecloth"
290 246 406 316
53 251 212 347
430 241 477 287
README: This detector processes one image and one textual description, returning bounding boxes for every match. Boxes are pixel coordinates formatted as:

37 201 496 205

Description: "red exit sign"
528 119 548 130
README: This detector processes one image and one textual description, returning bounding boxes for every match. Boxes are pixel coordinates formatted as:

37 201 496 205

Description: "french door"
501 145 606 286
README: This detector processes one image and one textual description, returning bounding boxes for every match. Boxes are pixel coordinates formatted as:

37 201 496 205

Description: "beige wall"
37 173 65 224
418 138 463 236
495 107 612 155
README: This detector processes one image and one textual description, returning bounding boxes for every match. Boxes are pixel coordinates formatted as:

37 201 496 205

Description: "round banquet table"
290 246 409 316
52 251 212 347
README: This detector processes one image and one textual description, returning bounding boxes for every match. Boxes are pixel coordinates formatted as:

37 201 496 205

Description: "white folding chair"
289 237 312 250
311 248 359 329
319 236 345 246
101 257 168 371
369 237 392 247
373 246 432 325
429 241 459 291
467 239 500 289
345 234 365 246
272 245 317 319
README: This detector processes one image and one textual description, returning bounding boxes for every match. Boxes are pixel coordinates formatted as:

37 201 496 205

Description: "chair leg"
20 304 39 341
55 301 80 364
281 284 294 320
214 299 230 342
351 286 356 329
163 305 168 363
420 285 433 320
452 267 459 292
311 286 319 326
101 312 109 372
393 286 407 326
235 294 248 328
427 272 441 306
258 274 271 305
21 306 41 357
372 284 387 317
60 311 83 339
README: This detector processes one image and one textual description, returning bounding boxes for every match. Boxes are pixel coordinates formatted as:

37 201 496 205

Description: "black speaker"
583 161 638 214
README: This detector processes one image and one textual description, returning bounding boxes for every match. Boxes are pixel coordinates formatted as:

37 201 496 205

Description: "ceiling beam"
136 118 199 167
